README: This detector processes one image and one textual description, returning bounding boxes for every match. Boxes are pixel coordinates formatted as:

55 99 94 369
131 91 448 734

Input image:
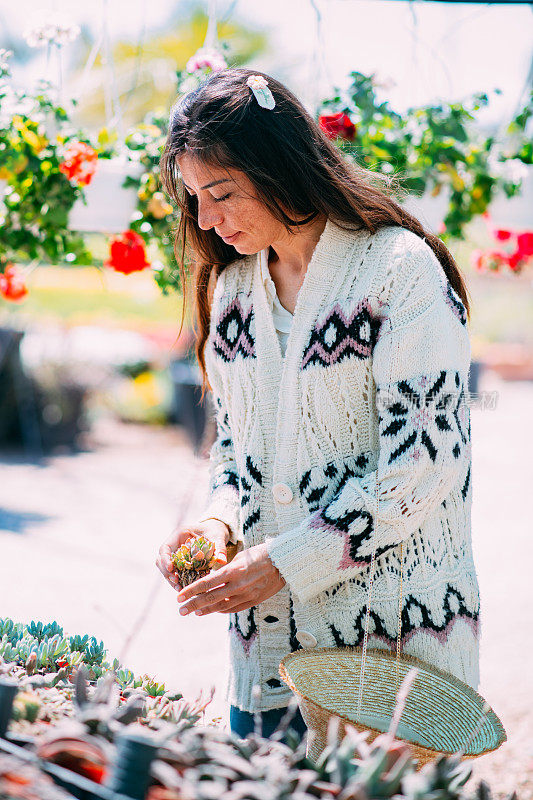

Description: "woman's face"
177 153 286 255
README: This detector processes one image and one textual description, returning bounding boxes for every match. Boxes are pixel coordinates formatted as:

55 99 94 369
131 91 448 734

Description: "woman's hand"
176 543 286 615
156 518 230 591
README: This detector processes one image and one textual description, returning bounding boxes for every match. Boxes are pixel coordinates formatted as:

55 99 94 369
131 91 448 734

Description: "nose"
197 197 224 231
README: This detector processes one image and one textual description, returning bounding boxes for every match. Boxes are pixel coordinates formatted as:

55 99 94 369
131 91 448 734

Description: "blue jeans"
230 704 307 741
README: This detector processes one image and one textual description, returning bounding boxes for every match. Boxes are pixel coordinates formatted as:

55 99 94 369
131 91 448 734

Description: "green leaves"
321 73 532 240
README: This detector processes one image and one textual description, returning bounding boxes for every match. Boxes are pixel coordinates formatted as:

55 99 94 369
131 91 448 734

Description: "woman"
156 68 480 741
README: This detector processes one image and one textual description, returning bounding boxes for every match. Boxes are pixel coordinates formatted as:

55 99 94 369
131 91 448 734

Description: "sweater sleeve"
266 236 471 603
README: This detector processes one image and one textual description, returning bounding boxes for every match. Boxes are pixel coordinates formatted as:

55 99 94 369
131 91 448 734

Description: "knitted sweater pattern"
198 219 480 713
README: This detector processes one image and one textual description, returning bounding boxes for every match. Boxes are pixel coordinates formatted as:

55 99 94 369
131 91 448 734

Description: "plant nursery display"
0 655 518 800
0 618 184 740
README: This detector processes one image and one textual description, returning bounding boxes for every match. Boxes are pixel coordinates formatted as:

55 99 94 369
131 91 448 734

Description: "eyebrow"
181 178 232 190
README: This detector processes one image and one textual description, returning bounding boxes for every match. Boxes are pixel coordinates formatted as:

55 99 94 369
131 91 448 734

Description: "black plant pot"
0 326 89 455
468 359 483 396
168 357 211 453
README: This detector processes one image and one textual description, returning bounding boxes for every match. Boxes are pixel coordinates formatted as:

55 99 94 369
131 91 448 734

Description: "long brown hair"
160 67 471 395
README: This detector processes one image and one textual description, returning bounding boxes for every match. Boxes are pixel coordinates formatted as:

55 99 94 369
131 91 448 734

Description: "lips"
221 231 240 243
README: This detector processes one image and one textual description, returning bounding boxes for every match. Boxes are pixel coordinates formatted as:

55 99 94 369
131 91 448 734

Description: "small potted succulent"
170 536 217 588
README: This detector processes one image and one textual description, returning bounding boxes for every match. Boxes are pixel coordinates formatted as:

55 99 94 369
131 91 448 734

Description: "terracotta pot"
482 342 533 381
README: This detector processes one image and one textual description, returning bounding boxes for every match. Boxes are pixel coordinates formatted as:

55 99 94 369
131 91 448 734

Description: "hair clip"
246 75 276 110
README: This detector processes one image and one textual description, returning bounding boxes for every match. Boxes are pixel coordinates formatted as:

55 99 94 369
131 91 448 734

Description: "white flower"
24 18 80 49
488 155 528 184
246 75 269 90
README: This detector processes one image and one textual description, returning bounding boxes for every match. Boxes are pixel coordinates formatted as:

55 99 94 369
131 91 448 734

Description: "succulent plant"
1 618 175 738
134 675 168 697
11 690 42 723
69 633 91 653
73 666 146 740
171 535 216 587
0 617 25 645
83 637 106 667
27 620 64 642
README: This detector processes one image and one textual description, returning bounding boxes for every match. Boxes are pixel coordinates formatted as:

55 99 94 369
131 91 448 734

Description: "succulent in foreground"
171 536 216 587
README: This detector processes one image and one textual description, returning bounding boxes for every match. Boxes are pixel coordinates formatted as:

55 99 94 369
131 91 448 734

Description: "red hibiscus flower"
493 229 512 241
105 230 150 275
0 264 28 301
59 141 98 187
517 232 533 258
319 112 356 141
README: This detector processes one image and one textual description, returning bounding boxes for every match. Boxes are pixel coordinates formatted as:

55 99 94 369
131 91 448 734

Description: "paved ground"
0 369 531 796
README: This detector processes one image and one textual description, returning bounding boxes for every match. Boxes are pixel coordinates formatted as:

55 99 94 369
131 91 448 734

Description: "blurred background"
0 0 532 794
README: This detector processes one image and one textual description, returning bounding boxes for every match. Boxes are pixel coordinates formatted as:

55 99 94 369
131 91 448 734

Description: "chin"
232 239 267 255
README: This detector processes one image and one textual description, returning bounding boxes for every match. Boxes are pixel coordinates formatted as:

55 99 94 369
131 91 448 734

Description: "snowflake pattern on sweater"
198 220 479 713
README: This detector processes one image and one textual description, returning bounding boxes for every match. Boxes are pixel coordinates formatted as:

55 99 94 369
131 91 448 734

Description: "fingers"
179 590 254 616
176 565 230 602
219 600 256 614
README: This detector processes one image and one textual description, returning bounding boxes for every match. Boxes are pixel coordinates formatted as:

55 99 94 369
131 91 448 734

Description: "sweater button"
272 483 293 504
296 630 318 649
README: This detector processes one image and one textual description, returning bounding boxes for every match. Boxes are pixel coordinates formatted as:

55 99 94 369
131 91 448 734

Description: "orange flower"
0 264 28 301
105 229 150 275
59 141 98 186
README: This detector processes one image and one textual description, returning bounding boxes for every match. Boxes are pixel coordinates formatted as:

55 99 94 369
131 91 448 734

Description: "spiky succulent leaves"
27 621 64 643
114 693 145 725
69 634 90 653
402 754 472 800
171 536 216 586
83 637 106 667
74 665 90 710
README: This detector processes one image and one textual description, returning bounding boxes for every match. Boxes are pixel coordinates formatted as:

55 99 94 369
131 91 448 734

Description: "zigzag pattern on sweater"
240 455 263 536
212 468 239 492
301 298 383 370
213 297 256 362
229 606 258 656
327 583 479 649
289 595 302 652
211 398 239 494
299 454 370 513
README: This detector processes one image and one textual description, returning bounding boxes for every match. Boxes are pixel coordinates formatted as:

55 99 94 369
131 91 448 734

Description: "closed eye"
214 192 232 202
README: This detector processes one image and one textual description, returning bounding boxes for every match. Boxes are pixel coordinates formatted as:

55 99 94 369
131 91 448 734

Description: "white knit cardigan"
198 218 480 713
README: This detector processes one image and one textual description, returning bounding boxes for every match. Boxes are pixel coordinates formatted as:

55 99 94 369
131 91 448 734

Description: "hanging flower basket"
68 157 144 234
